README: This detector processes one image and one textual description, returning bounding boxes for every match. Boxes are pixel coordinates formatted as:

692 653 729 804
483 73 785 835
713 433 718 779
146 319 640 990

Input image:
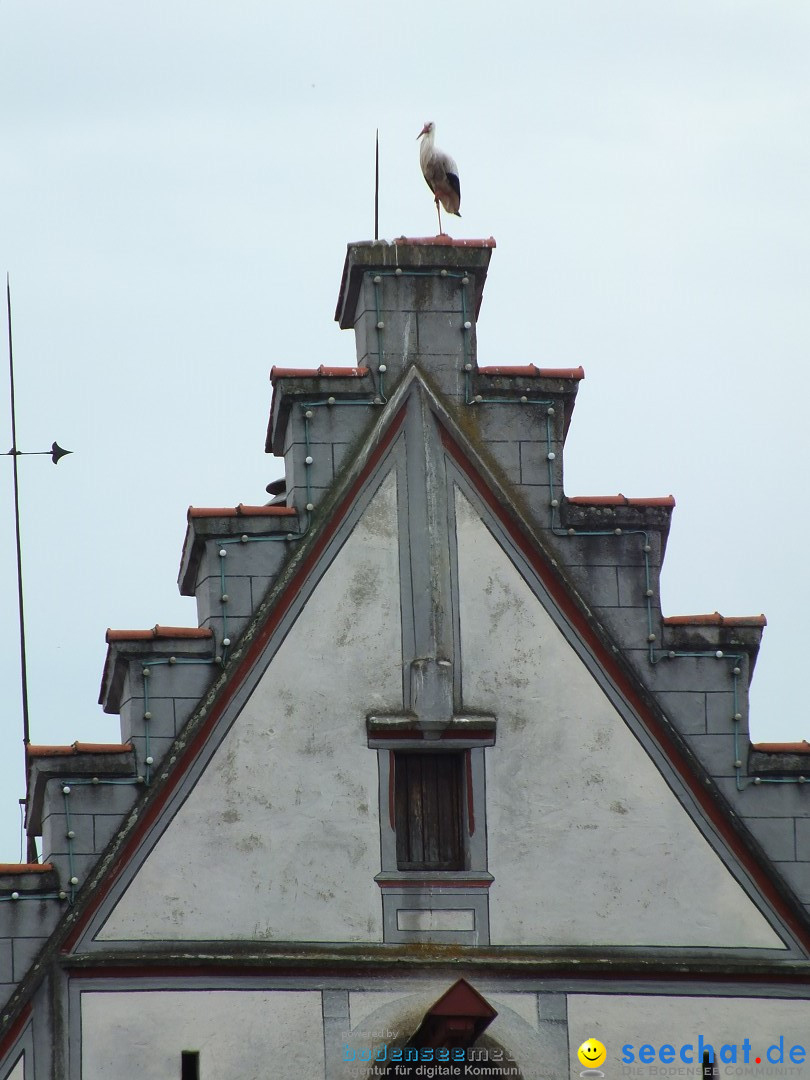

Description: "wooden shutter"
394 752 464 870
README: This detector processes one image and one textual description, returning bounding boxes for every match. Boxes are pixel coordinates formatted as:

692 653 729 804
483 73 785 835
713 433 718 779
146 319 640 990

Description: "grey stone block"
65 779 140 824
631 652 733 694
744 816 796 861
537 992 566 1021
357 273 463 317
593 605 653 648
617 565 658 608
249 575 275 609
795 817 810 861
654 691 706 735
332 441 357 481
706 691 744 734
323 989 350 1019
560 533 656 569
126 735 175 781
774 860 810 902
0 938 12 983
564 564 620 607
120 693 174 746
42 811 96 859
471 405 556 446
198 573 254 621
417 311 470 356
93 804 142 854
13 936 47 981
519 440 556 486
716 777 810 817
360 310 422 354
481 441 521 485
684 733 740 777
174 695 210 732
198 536 288 583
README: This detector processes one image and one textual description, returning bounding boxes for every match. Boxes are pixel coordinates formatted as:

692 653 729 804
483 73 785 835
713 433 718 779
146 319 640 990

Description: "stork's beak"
416 124 429 139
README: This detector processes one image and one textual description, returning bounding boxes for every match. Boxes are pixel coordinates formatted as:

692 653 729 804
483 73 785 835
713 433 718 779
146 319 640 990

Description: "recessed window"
394 751 464 870
181 1051 200 1080
702 1050 718 1079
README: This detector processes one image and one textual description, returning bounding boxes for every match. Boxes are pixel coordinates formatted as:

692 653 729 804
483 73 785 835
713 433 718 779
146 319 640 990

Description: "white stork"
417 121 461 235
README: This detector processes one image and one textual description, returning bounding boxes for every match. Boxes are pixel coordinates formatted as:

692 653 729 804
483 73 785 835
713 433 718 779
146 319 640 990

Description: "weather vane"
5 274 72 754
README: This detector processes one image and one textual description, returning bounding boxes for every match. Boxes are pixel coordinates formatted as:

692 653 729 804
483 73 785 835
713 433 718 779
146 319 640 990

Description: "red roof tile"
392 236 497 248
27 742 132 758
568 494 676 508
752 741 810 755
188 504 297 519
270 364 369 384
663 613 767 628
478 364 585 380
0 863 54 874
105 625 213 643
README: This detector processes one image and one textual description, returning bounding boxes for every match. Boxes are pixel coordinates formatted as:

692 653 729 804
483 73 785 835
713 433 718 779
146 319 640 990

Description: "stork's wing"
445 169 461 207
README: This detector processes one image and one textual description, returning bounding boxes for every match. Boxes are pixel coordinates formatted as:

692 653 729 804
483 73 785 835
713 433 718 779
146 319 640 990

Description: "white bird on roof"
417 121 461 235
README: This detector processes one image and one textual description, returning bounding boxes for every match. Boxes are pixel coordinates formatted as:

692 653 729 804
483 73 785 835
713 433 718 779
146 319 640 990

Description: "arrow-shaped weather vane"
5 275 72 756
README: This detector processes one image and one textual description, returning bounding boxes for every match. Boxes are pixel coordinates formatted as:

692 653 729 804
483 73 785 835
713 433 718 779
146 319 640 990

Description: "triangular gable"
58 369 810 959
453 483 785 949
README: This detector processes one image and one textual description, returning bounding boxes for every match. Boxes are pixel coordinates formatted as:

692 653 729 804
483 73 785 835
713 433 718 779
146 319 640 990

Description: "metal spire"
5 275 72 749
374 128 380 241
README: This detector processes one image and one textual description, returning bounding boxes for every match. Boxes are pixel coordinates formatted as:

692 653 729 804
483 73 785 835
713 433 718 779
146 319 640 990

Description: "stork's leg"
435 197 443 235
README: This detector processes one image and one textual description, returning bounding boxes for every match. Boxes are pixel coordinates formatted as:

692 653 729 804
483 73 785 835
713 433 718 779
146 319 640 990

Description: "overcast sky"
0 1 808 859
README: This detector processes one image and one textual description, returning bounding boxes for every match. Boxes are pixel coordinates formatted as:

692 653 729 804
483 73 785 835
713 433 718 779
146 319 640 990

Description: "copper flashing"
663 613 767 628
27 742 133 758
752 741 810 755
568 494 676 508
478 364 585 380
392 236 496 248
269 364 369 385
0 863 53 874
187 505 297 519
105 626 213 643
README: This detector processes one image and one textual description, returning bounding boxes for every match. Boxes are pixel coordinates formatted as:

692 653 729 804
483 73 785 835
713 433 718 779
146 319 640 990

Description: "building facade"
1 238 809 1079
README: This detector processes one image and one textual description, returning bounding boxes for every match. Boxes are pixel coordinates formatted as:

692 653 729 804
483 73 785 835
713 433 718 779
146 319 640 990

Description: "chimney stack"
268 237 496 512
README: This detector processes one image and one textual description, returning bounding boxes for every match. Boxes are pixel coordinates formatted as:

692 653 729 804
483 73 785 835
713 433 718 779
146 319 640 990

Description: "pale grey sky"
0 1 808 858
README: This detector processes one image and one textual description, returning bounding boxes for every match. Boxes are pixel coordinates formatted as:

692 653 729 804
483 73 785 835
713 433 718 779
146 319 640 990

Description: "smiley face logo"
577 1038 607 1069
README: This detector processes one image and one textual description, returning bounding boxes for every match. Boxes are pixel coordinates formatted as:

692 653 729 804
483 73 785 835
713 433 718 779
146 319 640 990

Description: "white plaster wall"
99 472 401 941
568 994 810 1074
455 488 783 948
81 990 324 1080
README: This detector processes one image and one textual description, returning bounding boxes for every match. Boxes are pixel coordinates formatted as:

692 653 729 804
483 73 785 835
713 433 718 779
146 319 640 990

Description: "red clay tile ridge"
393 236 496 248
188 504 297 520
568 494 676 508
105 625 213 643
0 863 53 874
27 742 133 758
479 364 585 380
752 741 810 755
270 365 370 384
663 613 767 628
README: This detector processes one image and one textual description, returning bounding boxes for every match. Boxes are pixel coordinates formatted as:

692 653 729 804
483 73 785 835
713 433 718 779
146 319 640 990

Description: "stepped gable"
53 363 799 957
1 237 809 1076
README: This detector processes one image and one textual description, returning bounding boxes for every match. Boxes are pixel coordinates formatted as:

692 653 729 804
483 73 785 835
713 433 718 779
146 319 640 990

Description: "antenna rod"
374 129 379 241
6 276 31 747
